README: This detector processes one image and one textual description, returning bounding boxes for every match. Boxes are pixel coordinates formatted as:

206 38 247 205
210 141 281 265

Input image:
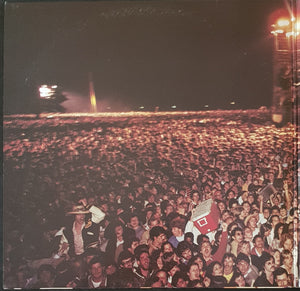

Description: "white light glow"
277 19 290 27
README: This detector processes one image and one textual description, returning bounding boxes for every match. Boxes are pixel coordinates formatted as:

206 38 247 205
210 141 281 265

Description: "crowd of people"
3 110 299 288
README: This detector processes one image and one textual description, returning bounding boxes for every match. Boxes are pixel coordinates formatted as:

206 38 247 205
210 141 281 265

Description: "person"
199 222 228 265
244 214 259 237
186 262 201 286
140 216 164 245
115 250 136 288
244 226 253 249
236 253 259 287
105 221 126 264
148 226 167 255
176 241 193 271
127 214 145 241
268 214 280 245
81 255 107 288
230 227 244 257
228 269 248 287
253 252 276 287
271 222 284 250
123 235 140 256
30 264 56 288
62 199 105 257
171 271 189 287
163 260 180 285
133 246 153 287
189 254 206 278
272 249 281 268
205 261 227 288
161 241 174 254
222 253 237 284
273 267 290 287
250 235 270 272
154 269 171 287
260 223 272 250
184 232 198 255
280 249 295 286
168 219 185 248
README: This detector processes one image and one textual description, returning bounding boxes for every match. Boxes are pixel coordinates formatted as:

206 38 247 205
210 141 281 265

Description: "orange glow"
90 94 97 107
296 21 300 31
89 72 97 113
277 19 290 27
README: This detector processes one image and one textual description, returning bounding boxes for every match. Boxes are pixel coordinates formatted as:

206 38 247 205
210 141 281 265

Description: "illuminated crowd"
3 110 299 288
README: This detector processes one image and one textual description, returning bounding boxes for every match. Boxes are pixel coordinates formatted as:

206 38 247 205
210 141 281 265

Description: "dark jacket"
254 271 273 287
63 206 105 256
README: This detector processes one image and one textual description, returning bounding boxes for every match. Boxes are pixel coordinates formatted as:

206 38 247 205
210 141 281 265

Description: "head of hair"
252 234 263 244
88 255 105 269
163 260 178 272
161 241 174 253
229 198 238 209
37 264 56 280
236 253 250 265
273 267 288 280
134 244 149 260
279 233 293 249
184 232 194 241
188 278 204 287
205 261 222 278
171 271 188 287
190 253 207 271
176 241 191 257
170 219 186 232
271 205 280 213
117 250 134 267
237 240 250 255
260 223 272 237
123 235 139 250
273 222 285 239
228 269 244 287
222 253 236 265
260 252 274 268
227 221 238 234
280 249 292 265
149 226 166 241
197 234 209 246
231 227 243 238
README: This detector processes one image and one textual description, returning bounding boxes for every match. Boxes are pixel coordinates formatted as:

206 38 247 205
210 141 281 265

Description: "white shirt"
73 222 85 255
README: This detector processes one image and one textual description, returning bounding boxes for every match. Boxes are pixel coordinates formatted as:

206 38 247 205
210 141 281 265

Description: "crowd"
3 110 299 288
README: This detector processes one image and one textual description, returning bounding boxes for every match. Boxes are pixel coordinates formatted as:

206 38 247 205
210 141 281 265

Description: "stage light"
277 19 290 27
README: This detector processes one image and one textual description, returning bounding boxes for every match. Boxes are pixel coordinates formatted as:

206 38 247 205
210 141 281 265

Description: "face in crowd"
138 252 150 270
237 260 249 276
200 241 212 259
75 214 85 224
90 262 104 282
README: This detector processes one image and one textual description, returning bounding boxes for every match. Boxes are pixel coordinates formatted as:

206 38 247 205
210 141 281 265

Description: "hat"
244 214 258 227
66 205 90 215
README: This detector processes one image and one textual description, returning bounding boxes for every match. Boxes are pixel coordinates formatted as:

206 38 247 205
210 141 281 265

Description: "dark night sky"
3 0 292 113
